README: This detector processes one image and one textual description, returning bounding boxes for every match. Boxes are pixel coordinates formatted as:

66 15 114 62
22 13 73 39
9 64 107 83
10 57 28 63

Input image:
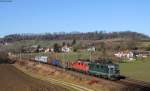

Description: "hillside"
1 31 149 42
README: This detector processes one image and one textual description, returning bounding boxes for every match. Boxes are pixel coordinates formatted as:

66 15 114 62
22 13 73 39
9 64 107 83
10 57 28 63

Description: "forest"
1 31 149 42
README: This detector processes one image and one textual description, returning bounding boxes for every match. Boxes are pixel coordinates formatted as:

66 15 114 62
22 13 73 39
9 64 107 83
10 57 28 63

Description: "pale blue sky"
0 0 150 37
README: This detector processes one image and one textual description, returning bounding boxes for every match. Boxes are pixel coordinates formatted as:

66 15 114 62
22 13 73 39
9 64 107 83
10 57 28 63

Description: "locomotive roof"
91 59 114 64
76 59 90 63
76 59 115 65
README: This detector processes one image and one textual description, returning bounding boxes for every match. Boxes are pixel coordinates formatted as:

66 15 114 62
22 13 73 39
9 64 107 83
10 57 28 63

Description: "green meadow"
119 57 150 82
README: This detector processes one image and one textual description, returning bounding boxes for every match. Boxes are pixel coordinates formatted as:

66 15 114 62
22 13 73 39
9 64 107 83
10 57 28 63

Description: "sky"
0 0 150 37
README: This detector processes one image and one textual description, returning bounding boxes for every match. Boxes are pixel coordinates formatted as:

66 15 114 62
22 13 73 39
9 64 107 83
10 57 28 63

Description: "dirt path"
0 63 68 91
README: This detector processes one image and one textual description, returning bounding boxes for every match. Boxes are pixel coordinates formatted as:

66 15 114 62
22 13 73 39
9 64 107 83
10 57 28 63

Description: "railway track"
15 61 95 91
47 63 150 91
15 58 150 91
46 77 94 91
116 78 150 91
124 78 150 87
42 64 130 90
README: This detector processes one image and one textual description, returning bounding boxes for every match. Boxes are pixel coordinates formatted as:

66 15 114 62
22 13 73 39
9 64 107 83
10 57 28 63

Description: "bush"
53 43 61 52
72 44 80 52
0 51 9 63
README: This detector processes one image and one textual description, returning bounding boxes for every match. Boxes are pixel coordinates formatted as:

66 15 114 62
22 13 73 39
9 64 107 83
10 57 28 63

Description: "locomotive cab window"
110 68 114 70
96 65 99 69
108 65 115 74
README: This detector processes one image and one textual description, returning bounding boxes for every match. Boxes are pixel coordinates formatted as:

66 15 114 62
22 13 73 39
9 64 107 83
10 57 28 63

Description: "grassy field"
119 57 150 82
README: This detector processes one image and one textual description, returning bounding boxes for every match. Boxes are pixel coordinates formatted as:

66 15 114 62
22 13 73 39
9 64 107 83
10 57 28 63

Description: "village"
11 42 149 62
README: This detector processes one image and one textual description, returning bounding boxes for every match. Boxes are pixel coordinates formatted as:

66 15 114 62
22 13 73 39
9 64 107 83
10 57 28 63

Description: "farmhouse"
87 46 96 52
132 50 150 58
61 45 71 53
44 48 50 53
114 51 134 60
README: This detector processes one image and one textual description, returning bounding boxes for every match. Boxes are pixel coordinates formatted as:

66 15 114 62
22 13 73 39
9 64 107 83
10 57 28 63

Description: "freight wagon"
34 56 48 63
51 59 61 66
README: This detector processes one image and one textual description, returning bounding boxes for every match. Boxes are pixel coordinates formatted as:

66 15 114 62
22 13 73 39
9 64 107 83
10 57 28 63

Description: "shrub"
0 51 9 63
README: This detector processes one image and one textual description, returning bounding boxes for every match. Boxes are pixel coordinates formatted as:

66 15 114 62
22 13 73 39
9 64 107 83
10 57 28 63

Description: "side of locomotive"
69 59 89 73
88 62 120 80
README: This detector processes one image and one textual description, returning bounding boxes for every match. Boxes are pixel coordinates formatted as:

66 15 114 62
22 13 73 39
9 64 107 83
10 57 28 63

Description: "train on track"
32 56 120 80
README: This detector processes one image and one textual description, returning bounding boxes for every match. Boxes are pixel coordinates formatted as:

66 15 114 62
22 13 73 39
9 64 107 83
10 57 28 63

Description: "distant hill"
1 31 150 42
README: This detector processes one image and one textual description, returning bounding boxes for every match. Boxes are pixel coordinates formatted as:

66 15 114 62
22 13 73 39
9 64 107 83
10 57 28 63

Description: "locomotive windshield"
108 64 120 75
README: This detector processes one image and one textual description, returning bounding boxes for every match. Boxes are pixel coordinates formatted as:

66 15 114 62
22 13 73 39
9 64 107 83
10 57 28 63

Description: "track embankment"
0 63 69 91
13 63 95 91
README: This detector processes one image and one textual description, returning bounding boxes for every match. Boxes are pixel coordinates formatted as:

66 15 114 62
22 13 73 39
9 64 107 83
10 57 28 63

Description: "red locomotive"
71 59 89 72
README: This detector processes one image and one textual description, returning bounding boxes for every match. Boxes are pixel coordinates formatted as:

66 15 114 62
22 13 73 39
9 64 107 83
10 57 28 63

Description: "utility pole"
19 51 22 61
90 51 92 61
89 50 94 62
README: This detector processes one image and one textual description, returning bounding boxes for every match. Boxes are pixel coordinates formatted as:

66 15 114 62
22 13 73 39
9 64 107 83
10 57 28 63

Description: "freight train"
33 56 120 80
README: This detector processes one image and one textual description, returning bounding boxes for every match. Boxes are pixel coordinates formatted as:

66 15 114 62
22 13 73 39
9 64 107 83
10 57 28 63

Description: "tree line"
1 31 149 42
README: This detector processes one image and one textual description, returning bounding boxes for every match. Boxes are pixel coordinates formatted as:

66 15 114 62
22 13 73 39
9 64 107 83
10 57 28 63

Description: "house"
44 48 50 53
50 48 54 52
38 48 45 52
132 50 150 58
114 51 134 60
87 46 96 52
61 45 71 53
